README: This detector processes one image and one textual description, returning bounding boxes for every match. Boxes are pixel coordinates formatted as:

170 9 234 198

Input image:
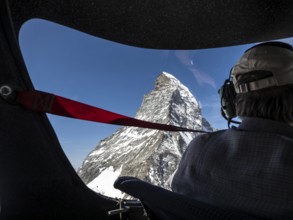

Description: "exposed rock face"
77 72 212 198
202 117 214 131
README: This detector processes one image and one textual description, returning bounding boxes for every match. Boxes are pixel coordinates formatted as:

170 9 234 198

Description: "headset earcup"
219 80 237 119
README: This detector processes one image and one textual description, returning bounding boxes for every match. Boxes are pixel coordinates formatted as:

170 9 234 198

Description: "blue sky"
19 19 293 169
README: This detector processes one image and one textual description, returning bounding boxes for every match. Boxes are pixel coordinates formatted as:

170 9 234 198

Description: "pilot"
171 41 293 218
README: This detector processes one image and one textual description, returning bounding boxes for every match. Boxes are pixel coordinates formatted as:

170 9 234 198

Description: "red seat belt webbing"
16 90 205 133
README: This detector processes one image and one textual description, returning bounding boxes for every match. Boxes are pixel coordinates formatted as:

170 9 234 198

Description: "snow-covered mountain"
77 72 213 198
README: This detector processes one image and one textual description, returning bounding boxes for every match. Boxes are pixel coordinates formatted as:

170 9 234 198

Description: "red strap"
16 90 206 133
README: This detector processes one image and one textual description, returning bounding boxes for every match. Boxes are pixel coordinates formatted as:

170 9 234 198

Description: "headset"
219 41 293 127
218 75 237 125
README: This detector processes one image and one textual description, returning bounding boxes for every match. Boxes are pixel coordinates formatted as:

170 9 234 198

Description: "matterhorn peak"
155 72 181 90
136 72 199 126
77 72 213 199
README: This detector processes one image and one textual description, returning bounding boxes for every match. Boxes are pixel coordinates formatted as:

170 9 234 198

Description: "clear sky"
19 19 293 169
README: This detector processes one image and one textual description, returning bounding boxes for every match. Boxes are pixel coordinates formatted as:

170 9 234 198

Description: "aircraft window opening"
19 18 293 199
